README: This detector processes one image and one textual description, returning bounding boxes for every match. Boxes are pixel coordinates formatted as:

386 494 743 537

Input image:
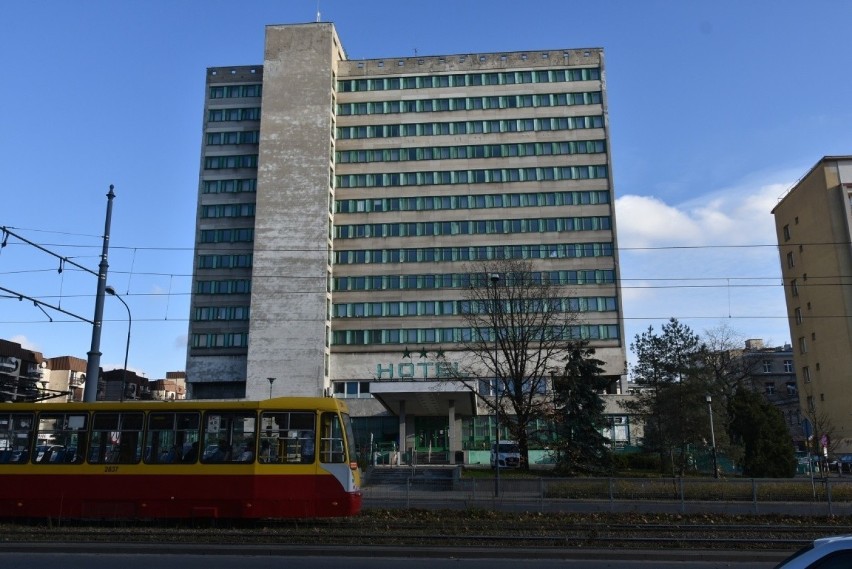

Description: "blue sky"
1 0 851 380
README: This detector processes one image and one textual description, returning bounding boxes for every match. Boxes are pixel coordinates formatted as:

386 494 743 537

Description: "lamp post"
268 377 276 400
706 394 718 479
105 286 131 402
490 273 500 498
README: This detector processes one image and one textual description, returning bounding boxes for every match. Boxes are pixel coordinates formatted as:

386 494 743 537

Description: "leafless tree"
439 258 583 468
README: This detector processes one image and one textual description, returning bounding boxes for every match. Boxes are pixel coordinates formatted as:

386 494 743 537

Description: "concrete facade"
772 156 852 454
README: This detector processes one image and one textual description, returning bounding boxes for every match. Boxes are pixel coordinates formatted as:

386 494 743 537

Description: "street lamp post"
490 273 500 498
105 286 131 402
268 377 276 400
706 394 718 479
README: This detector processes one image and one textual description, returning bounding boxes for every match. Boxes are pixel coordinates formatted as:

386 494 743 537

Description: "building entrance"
413 416 449 464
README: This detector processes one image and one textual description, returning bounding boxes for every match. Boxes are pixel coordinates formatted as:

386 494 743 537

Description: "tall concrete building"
773 156 852 455
188 22 626 459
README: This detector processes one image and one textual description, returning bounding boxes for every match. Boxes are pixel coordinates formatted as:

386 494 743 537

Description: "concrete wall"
246 24 344 398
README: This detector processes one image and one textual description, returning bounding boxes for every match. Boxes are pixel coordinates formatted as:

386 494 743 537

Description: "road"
0 544 790 569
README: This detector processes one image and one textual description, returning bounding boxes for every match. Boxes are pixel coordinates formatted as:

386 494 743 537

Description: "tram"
0 397 361 519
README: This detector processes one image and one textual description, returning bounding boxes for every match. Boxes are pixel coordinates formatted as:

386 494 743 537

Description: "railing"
362 474 852 516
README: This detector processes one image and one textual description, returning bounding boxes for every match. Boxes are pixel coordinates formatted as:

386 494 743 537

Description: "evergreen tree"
729 387 796 478
551 344 612 475
620 318 704 475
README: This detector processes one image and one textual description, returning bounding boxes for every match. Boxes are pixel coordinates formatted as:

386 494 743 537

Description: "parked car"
774 535 852 568
490 440 521 469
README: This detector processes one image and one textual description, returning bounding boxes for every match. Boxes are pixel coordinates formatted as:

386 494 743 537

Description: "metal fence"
361 471 852 516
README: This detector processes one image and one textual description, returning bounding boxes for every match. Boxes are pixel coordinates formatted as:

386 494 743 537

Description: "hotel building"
187 22 628 459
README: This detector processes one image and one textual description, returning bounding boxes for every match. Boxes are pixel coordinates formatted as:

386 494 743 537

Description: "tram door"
413 417 449 464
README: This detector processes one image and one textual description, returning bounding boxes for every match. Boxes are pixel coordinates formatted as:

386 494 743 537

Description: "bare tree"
439 258 583 469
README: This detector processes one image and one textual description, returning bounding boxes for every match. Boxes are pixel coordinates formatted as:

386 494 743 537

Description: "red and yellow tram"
0 397 361 519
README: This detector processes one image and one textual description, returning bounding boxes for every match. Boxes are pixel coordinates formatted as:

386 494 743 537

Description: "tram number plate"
104 466 119 473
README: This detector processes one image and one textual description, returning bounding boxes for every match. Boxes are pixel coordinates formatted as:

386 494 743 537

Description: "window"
89 412 144 464
201 411 257 463
259 411 315 464
0 413 33 464
786 382 798 396
787 251 794 268
795 307 802 325
798 337 807 354
802 366 811 383
765 383 775 395
784 360 793 373
34 413 88 464
790 279 798 297
762 360 772 373
783 224 791 241
145 412 201 464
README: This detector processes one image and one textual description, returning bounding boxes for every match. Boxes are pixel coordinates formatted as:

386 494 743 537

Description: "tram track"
2 511 850 551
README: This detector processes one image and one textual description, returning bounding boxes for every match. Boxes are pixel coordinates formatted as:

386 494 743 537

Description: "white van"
490 440 521 469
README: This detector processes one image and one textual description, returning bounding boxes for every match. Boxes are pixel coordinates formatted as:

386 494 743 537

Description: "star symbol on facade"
419 347 428 359
402 347 412 359
435 348 445 358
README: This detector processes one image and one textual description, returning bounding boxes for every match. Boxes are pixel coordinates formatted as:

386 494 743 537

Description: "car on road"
774 535 852 568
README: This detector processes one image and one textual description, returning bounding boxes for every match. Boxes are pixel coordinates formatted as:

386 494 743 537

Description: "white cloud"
10 335 39 352
615 173 794 351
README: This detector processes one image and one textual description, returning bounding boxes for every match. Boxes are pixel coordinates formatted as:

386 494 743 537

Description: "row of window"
334 216 612 240
208 108 260 122
0 409 346 466
333 242 614 265
336 115 604 140
202 179 257 194
333 270 615 292
193 306 251 321
764 382 798 396
199 228 254 243
333 296 618 318
337 68 600 92
201 204 256 218
336 165 608 189
337 91 602 116
191 332 249 348
195 280 251 295
331 324 620 346
336 140 605 165
207 130 260 145
209 84 262 99
191 270 616 298
197 254 253 269
204 155 258 170
335 190 610 214
761 359 795 373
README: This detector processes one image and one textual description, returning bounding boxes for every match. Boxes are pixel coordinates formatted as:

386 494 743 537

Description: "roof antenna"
316 0 321 22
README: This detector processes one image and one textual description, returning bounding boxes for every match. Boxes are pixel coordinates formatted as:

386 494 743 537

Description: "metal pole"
268 377 276 399
105 286 130 402
706 394 718 479
490 273 500 498
85 185 115 402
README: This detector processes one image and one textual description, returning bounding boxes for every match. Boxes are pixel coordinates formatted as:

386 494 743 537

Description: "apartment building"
187 22 626 459
773 156 852 455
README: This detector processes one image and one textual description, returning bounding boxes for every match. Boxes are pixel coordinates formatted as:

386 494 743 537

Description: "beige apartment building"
187 22 627 459
773 156 852 456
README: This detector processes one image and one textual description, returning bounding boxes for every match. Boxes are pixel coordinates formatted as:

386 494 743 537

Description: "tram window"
34 413 88 464
201 411 257 463
89 412 144 464
144 412 200 464
319 413 346 464
0 413 33 464
259 412 316 464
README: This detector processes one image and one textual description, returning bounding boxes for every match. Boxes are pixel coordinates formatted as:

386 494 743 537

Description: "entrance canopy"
369 380 478 416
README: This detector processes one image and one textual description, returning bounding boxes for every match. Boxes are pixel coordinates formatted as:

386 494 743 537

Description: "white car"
774 535 852 568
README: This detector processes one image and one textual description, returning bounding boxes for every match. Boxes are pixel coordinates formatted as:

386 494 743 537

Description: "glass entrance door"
413 416 449 453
